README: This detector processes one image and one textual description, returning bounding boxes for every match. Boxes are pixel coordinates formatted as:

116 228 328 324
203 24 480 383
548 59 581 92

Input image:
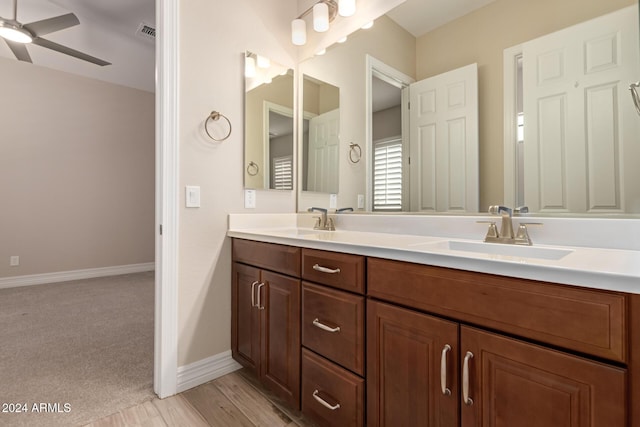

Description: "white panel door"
523 5 640 213
409 63 479 212
307 108 340 193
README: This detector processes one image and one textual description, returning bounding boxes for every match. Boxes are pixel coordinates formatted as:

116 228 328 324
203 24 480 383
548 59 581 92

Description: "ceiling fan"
0 0 110 66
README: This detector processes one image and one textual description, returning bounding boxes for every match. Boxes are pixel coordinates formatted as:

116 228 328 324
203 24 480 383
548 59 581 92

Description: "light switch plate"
185 186 201 208
244 189 256 209
357 194 365 209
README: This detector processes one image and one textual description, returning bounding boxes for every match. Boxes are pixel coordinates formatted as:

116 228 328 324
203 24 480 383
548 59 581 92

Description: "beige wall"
373 106 402 141
178 0 298 366
416 0 636 210
0 57 155 279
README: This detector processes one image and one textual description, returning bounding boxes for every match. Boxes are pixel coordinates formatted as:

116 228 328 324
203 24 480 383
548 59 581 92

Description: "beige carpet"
0 272 155 427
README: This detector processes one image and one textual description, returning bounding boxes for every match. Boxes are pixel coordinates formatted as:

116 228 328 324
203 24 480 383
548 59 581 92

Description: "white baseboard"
0 262 155 289
176 350 243 393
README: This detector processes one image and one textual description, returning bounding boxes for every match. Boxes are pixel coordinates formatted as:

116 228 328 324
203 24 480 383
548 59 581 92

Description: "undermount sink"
413 240 573 260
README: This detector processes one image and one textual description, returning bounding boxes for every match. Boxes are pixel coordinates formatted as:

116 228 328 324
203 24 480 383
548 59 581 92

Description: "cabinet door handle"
250 281 260 307
312 390 341 410
312 264 341 274
440 344 452 396
463 351 474 406
312 318 341 333
256 283 265 310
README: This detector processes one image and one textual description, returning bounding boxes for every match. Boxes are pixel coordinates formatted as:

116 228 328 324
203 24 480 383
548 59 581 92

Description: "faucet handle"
514 222 542 245
326 217 335 231
514 206 529 214
312 216 322 230
477 220 499 240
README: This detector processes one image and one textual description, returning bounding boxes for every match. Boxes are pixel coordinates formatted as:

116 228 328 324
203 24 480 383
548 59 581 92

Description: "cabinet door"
260 270 301 409
367 300 459 427
460 326 627 427
231 262 261 376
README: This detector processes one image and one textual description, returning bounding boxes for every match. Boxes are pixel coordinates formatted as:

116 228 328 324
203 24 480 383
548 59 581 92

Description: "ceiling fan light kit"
0 0 110 66
0 22 32 43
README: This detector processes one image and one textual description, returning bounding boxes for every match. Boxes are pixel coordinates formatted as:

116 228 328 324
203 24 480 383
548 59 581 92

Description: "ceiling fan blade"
23 13 80 37
32 37 111 66
4 38 32 62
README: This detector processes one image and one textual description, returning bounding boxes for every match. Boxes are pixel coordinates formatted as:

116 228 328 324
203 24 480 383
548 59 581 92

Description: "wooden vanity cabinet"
367 258 629 427
367 299 627 427
231 240 301 409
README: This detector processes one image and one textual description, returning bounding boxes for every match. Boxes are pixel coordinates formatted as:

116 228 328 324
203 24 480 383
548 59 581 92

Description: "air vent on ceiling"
136 22 156 41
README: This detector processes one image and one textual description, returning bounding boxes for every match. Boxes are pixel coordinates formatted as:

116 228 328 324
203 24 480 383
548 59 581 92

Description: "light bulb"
245 56 256 78
361 21 374 30
256 55 270 69
338 0 356 17
337 36 348 43
316 48 327 56
313 2 329 32
291 19 307 45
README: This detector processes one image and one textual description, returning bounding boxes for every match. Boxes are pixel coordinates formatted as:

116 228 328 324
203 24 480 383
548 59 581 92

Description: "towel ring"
205 111 232 141
349 143 362 164
630 82 640 116
247 161 259 176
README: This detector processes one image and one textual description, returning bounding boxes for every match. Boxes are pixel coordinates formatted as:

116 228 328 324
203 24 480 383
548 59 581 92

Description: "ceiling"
387 0 497 38
0 0 155 92
0 0 494 94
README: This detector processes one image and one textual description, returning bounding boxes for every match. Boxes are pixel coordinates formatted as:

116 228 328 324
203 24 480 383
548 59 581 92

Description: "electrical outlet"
10 256 19 267
357 194 365 209
329 193 338 209
244 189 256 209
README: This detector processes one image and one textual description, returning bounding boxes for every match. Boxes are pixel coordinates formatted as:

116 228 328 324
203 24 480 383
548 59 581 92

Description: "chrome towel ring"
205 111 232 141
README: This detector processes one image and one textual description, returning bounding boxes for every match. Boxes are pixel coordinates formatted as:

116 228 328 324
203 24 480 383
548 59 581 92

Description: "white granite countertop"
227 214 640 294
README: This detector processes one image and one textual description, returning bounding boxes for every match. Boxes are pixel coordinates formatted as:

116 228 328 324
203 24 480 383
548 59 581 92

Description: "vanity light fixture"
315 48 327 56
291 0 356 46
337 36 348 43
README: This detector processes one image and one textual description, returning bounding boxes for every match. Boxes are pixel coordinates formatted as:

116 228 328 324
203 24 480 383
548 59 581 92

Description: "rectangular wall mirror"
244 52 294 190
295 0 640 216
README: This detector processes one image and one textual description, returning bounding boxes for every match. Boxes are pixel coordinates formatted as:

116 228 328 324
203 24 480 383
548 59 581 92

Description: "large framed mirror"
244 52 294 190
295 0 640 215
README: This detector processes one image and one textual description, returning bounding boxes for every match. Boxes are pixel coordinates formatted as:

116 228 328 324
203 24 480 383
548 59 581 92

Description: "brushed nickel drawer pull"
256 283 265 310
440 344 452 396
250 281 259 307
463 351 474 406
312 390 341 410
312 318 341 333
312 264 341 274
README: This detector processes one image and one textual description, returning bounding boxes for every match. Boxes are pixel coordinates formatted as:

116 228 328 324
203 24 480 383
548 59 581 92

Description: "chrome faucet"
482 205 539 245
307 207 334 231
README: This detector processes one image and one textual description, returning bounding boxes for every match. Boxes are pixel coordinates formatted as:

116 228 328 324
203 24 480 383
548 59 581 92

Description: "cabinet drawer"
232 239 301 277
302 348 364 427
368 258 627 362
302 248 364 293
303 282 364 375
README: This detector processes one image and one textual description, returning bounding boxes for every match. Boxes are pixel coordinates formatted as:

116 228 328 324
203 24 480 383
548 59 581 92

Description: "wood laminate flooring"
83 369 316 427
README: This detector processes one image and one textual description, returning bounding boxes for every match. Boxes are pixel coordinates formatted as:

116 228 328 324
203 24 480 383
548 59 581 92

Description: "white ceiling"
0 0 155 92
387 0 497 38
